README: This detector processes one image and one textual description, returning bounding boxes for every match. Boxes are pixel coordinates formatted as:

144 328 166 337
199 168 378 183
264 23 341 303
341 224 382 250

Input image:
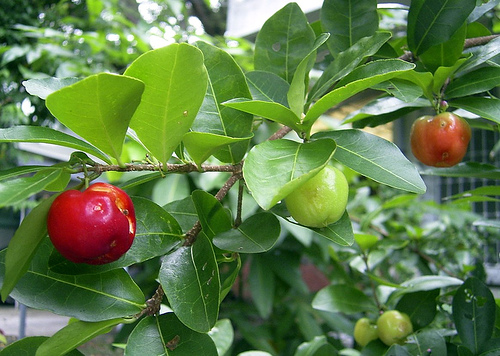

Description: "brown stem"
136 285 165 318
87 162 240 175
464 34 499 49
234 179 245 228
268 125 293 141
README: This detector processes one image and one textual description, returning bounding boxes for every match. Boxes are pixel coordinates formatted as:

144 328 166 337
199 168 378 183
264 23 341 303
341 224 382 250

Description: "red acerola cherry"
410 112 471 167
47 182 136 265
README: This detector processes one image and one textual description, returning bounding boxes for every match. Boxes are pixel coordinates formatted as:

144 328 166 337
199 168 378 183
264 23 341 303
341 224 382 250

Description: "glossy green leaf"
433 57 469 94
213 212 280 253
453 277 495 354
192 41 253 164
152 174 191 207
343 97 429 125
479 338 500 355
1 194 58 301
45 72 144 163
372 79 424 103
0 165 50 182
159 233 220 332
421 162 500 179
246 70 290 106
386 344 413 356
419 22 467 72
313 130 426 194
310 211 354 246
287 33 329 117
0 169 64 209
222 98 302 132
220 256 241 301
35 317 135 356
407 0 475 55
294 335 337 356
0 240 145 321
208 319 234 356
48 197 183 274
249 254 275 319
405 330 447 356
398 70 434 101
389 275 463 303
312 284 377 314
450 97 500 125
124 313 218 355
124 44 208 164
308 31 392 103
164 196 199 233
459 36 500 73
396 289 439 330
321 0 378 55
303 60 415 131
254 2 315 83
192 190 233 239
446 67 500 99
0 126 110 163
183 132 253 167
23 77 81 99
243 138 336 210
0 337 84 356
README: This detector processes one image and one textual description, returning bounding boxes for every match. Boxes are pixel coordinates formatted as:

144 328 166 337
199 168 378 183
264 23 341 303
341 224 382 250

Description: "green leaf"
303 59 415 132
407 0 475 55
35 317 135 356
220 256 241 301
445 67 500 99
310 211 354 246
246 70 290 106
418 22 467 72
479 338 500 355
308 31 392 103
46 73 145 163
421 162 500 179
433 57 469 94
313 130 426 194
0 126 111 164
372 79 424 103
243 138 336 210
389 275 463 303
23 77 81 99
459 36 500 74
321 0 378 55
312 284 377 314
254 2 315 83
294 335 337 356
248 254 275 319
213 212 280 253
164 196 199 233
191 190 233 239
450 97 500 125
0 169 64 209
0 165 50 182
1 194 58 301
287 33 329 117
405 330 447 356
48 197 183 274
0 240 145 321
208 319 234 356
0 336 84 356
159 233 220 333
222 98 302 133
192 41 253 164
124 44 208 164
396 289 439 330
453 277 495 354
343 97 429 125
124 313 218 355
183 132 253 167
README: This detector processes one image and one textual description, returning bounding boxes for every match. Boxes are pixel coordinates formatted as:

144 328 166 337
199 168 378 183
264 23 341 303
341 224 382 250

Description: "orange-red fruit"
47 182 136 265
410 112 471 167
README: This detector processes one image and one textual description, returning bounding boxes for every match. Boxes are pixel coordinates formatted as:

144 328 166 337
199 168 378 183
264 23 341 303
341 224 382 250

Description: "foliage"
1 0 500 355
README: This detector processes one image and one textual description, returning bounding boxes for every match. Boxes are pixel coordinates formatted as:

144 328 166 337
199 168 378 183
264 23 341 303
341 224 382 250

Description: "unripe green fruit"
354 317 379 347
376 310 413 346
285 165 348 228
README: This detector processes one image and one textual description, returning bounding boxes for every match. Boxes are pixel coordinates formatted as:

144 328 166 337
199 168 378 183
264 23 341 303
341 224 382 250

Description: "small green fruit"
354 317 379 347
376 310 413 346
285 165 348 228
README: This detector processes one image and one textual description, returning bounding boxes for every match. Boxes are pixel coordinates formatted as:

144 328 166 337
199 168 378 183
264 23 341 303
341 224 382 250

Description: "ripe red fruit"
47 182 136 265
410 112 471 167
